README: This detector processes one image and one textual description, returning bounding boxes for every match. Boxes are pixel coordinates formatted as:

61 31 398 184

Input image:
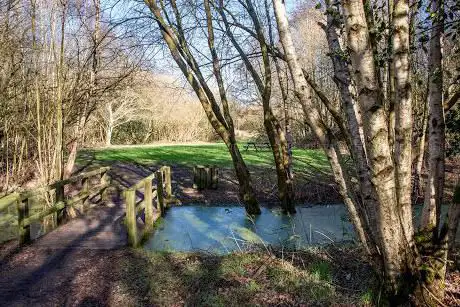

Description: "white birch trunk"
272 0 372 252
342 0 410 289
421 0 445 231
392 0 414 240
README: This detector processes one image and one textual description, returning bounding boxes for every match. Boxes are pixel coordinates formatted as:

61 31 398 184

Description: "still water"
144 205 355 254
144 204 459 254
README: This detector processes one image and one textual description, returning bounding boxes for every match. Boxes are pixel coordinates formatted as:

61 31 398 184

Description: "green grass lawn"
79 143 330 174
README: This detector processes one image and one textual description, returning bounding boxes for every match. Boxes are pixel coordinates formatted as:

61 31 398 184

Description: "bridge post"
100 169 110 201
17 197 31 245
164 166 172 199
156 170 165 216
124 188 138 247
81 177 90 212
144 179 154 228
55 184 65 225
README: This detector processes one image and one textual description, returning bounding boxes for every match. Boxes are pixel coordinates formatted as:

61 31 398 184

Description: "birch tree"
272 0 459 304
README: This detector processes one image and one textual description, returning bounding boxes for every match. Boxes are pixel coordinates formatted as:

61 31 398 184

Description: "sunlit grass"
78 143 330 173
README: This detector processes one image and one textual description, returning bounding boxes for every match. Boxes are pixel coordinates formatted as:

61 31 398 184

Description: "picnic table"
243 142 271 151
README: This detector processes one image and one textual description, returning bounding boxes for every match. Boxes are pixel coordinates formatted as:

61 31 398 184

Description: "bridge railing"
123 166 175 247
0 166 110 245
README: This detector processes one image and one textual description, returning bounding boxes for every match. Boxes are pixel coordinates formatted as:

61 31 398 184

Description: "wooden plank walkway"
31 199 128 250
0 166 163 305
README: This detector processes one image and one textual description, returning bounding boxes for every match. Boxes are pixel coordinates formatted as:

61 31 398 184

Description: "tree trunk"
393 0 414 245
105 101 114 146
264 113 295 213
413 95 428 201
145 0 260 214
227 141 260 215
106 125 112 146
55 0 67 181
322 1 378 240
281 76 293 180
63 139 77 179
219 0 294 213
274 53 294 204
417 0 448 303
447 184 460 252
272 0 375 254
341 1 414 294
421 0 445 232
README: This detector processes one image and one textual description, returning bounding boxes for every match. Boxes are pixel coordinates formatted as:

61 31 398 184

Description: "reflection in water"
144 205 355 254
144 204 459 254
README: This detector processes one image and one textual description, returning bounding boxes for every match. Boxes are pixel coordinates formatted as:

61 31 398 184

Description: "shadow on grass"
118 245 378 306
75 144 340 205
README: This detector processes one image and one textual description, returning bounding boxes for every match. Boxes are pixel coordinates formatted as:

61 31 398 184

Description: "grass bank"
119 245 379 306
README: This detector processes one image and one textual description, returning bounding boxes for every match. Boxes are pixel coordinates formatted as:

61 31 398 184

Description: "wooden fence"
123 166 174 247
0 166 110 245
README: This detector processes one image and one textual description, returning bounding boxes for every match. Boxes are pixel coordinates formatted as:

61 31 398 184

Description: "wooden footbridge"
0 165 178 250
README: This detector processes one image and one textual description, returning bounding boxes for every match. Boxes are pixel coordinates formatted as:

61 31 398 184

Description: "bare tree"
98 88 147 145
0 0 143 190
216 0 295 213
144 0 260 214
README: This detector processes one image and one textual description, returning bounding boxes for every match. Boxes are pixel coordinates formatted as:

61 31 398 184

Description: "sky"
100 0 309 98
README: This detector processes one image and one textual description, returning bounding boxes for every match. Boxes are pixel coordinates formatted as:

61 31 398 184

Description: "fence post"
100 169 110 201
55 184 65 225
193 166 198 189
81 177 90 212
205 165 211 188
156 170 165 216
144 179 154 228
82 177 89 194
211 165 218 189
164 166 172 199
124 188 138 247
17 197 31 245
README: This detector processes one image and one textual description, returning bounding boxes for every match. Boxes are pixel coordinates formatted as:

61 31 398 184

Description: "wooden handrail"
21 183 108 227
123 166 174 247
127 173 156 191
0 166 111 245
0 166 110 212
0 192 20 212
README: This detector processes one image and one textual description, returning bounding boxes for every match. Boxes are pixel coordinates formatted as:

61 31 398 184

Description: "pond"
144 204 459 254
144 205 355 254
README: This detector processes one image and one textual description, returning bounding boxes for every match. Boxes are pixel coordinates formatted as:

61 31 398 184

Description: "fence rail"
123 166 175 247
0 166 110 245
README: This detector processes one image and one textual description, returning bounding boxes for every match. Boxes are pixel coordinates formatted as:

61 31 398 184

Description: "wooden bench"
243 142 271 151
